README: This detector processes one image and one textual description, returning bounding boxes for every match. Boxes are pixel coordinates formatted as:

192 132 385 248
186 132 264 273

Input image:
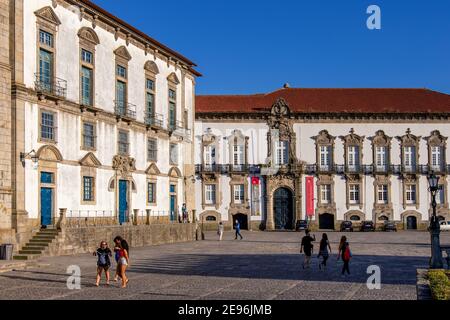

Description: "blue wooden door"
40 187 53 226
119 180 128 224
170 195 176 221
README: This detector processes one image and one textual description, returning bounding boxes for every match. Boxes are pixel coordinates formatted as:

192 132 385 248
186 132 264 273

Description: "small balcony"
145 112 164 128
317 164 335 174
168 120 191 139
114 100 136 120
35 73 67 99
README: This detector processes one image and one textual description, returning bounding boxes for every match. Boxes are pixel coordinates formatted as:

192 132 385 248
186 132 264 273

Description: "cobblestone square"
0 231 449 300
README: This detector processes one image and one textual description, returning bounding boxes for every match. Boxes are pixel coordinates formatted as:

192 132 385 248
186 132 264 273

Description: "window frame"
205 184 216 205
39 109 57 143
82 176 95 202
82 121 96 151
118 130 129 155
147 138 158 162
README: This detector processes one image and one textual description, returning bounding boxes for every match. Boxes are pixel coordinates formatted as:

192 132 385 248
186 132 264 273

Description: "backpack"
98 250 107 265
343 245 352 261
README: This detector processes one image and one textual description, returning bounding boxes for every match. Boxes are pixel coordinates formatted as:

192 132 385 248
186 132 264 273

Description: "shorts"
97 264 110 270
119 257 128 266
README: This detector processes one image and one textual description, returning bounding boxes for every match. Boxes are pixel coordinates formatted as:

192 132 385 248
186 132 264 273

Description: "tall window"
205 184 216 204
147 138 157 162
233 184 245 204
431 146 442 171
83 176 94 201
349 184 360 204
116 65 127 114
168 88 176 130
118 130 129 155
347 146 360 170
80 49 94 106
170 143 178 165
375 146 387 171
406 184 416 204
319 146 331 170
204 145 216 166
41 111 56 142
82 122 95 150
38 30 54 90
321 185 331 204
403 146 416 170
233 145 244 167
147 182 156 204
275 141 289 165
437 185 445 205
377 185 388 204
146 79 155 120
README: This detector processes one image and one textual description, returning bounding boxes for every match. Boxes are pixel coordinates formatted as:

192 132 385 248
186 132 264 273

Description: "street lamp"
427 171 444 269
20 149 38 167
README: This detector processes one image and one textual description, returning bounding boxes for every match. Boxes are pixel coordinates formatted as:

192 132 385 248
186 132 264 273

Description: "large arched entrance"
319 213 335 230
406 216 417 230
273 188 294 230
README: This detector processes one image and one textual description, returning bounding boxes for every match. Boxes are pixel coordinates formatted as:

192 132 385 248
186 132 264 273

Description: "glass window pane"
40 172 54 184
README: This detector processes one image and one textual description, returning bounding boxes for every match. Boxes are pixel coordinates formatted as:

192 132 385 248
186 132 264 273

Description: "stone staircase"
13 228 60 260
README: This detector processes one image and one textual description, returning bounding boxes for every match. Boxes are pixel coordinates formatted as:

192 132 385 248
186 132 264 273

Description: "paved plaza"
0 230 449 300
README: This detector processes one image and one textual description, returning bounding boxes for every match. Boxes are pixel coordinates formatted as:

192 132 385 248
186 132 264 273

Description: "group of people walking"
300 230 352 275
93 235 130 288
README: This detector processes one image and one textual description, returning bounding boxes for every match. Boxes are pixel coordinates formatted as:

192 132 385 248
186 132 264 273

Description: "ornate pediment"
314 130 335 145
35 6 61 26
144 61 159 74
270 98 290 117
202 128 216 145
167 72 180 85
145 163 160 175
78 27 100 45
112 155 136 177
79 152 101 167
371 130 391 147
396 128 421 147
340 128 365 146
37 145 63 162
168 167 182 178
425 130 447 147
114 46 132 61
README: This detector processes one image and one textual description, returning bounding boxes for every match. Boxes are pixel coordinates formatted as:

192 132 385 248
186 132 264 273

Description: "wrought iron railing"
35 73 67 98
145 112 164 128
114 100 137 119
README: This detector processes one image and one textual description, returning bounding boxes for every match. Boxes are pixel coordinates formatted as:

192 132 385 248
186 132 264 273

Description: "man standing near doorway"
300 229 316 269
235 219 243 240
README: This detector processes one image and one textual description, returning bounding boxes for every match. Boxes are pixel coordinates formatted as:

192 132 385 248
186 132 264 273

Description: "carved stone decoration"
339 128 365 147
314 130 335 145
426 130 447 147
114 45 132 61
372 175 393 221
144 60 159 74
202 128 216 145
34 6 62 26
92 14 98 29
167 72 180 85
52 0 58 8
126 33 132 46
79 152 102 168
112 155 136 178
396 128 421 147
79 6 85 21
77 27 100 45
371 130 391 147
114 27 121 41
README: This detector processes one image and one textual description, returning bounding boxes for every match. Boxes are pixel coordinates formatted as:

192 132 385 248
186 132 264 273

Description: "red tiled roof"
76 0 201 76
196 88 450 114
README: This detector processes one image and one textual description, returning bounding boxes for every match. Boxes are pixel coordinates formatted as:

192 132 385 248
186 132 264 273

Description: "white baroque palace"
0 0 199 244
194 86 450 231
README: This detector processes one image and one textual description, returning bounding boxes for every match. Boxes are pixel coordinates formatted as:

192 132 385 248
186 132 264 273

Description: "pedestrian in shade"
337 235 352 275
300 229 315 269
317 233 331 270
218 221 224 241
235 220 243 240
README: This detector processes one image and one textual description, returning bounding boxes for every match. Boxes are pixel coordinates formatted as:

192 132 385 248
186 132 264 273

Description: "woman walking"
117 239 130 288
93 241 112 286
113 236 123 282
317 233 331 270
337 236 352 275
218 221 224 241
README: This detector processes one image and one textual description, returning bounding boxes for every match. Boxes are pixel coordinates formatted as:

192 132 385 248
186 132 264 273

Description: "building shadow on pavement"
129 253 428 285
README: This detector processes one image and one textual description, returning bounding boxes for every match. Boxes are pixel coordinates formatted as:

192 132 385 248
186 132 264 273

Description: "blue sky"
92 0 450 95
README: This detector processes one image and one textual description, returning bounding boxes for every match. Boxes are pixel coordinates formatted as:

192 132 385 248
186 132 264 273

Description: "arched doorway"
273 188 294 230
319 213 335 230
232 213 248 230
406 216 417 230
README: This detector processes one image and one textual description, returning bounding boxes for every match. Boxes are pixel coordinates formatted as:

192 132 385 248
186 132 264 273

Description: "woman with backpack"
337 236 352 275
317 233 331 270
93 241 112 286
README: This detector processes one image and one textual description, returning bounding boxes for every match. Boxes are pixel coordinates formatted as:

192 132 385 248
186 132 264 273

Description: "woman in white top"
218 221 224 241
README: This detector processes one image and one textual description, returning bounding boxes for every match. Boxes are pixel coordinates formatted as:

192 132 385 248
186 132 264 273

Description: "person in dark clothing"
300 230 316 269
93 241 112 286
337 236 352 275
318 233 332 270
235 220 243 240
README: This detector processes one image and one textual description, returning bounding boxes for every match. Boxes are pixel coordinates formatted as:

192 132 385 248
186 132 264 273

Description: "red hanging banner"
251 177 260 185
305 177 314 217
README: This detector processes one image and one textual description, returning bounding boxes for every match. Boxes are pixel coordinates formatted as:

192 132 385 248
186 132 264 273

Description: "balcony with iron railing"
114 100 136 120
145 112 164 128
35 73 67 99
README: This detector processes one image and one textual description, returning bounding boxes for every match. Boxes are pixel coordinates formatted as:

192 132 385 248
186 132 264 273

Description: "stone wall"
46 223 197 256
